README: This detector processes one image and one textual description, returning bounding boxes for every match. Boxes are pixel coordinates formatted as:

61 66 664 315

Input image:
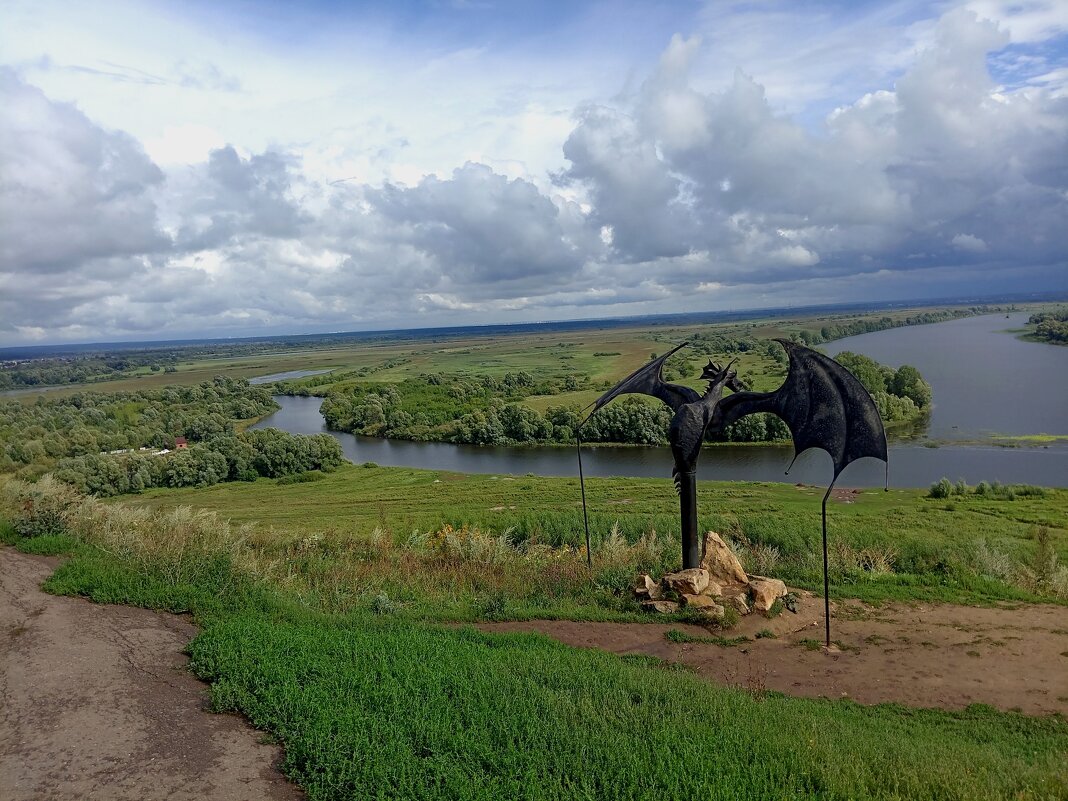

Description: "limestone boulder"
700 532 748 585
632 573 663 600
749 577 787 612
642 600 679 614
680 593 717 609
680 594 726 621
724 592 751 616
703 579 723 598
663 568 709 596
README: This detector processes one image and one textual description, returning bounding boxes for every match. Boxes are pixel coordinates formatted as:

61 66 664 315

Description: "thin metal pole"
576 429 592 570
822 483 834 648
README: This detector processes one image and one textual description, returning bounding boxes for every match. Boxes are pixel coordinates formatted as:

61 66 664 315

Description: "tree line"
0 377 342 495
1027 309 1068 345
55 429 343 496
318 351 930 447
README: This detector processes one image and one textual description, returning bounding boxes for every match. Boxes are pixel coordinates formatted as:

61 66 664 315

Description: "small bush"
370 593 397 615
276 471 324 485
4 476 80 538
928 477 953 499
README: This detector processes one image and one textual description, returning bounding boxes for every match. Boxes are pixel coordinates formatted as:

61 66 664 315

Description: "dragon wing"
714 339 887 483
582 342 699 424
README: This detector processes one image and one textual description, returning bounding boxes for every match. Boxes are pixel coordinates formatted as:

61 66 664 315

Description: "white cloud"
952 233 989 252
1 3 1066 345
143 124 226 166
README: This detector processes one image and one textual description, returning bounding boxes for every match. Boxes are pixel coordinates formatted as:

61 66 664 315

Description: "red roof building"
174 437 188 449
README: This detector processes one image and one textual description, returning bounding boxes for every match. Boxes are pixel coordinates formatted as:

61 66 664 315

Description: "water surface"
252 394 1068 488
823 313 1067 439
248 313 1068 488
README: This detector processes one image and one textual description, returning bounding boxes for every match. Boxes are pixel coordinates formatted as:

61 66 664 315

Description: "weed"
665 629 751 647
275 471 324 485
370 593 397 615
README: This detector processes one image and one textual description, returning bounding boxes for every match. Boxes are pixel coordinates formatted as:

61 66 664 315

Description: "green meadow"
4 301 1067 799
123 464 1068 613
4 475 1068 801
9 302 1021 403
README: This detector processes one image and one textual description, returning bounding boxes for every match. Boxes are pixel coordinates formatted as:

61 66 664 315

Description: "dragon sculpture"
576 339 888 645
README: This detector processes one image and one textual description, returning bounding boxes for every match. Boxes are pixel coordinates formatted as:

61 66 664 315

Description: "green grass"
664 628 751 647
24 542 1068 801
124 464 1068 608
12 302 1031 404
13 533 80 555
992 434 1068 444
5 467 1068 800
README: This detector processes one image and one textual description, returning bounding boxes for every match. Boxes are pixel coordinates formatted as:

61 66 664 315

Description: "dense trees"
833 352 932 423
316 348 928 448
1028 309 1068 345
0 378 276 472
793 306 1010 347
53 431 343 496
1 378 343 495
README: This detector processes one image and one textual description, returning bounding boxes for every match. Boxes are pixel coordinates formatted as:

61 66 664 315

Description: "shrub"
928 477 953 499
4 476 80 538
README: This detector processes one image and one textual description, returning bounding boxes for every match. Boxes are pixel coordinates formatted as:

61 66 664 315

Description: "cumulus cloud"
367 163 595 290
559 9 1067 292
1 5 1066 345
952 233 988 252
0 70 168 276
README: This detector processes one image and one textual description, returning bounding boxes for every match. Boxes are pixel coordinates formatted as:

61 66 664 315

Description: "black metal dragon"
576 339 888 645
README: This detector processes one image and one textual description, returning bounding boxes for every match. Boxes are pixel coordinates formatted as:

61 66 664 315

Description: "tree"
833 352 890 396
890 365 932 409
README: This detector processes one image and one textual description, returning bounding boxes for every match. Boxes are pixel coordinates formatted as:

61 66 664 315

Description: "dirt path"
0 548 303 801
483 594 1068 715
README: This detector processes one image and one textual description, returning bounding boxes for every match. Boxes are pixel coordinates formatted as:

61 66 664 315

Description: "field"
122 464 1068 613
4 301 1068 799
8 302 1028 403
4 472 1068 800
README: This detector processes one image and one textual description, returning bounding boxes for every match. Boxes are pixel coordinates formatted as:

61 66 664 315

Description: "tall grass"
4 477 1068 800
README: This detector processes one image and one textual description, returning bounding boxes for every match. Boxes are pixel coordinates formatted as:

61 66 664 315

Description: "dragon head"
700 359 747 393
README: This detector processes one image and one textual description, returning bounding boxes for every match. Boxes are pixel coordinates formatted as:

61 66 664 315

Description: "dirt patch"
0 548 303 801
830 487 861 503
481 599 1068 715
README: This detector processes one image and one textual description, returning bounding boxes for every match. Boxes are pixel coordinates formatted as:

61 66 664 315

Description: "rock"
724 592 751 616
702 579 723 598
641 600 679 614
680 593 718 609
633 573 658 599
705 603 726 621
662 568 709 596
749 577 787 612
700 532 748 585
680 595 726 620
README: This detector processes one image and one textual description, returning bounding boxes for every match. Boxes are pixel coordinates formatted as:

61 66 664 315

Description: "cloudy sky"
1 0 1066 345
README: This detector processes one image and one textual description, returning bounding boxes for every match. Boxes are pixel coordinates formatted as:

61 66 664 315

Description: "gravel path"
0 548 303 801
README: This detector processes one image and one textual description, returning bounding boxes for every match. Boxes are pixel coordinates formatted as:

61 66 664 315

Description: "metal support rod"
679 471 700 569
576 430 592 570
822 483 834 647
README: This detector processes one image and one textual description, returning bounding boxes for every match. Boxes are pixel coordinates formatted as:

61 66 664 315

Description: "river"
822 312 1068 440
250 312 1068 488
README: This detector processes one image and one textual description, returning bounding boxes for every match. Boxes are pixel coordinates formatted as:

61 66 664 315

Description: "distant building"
174 436 188 449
